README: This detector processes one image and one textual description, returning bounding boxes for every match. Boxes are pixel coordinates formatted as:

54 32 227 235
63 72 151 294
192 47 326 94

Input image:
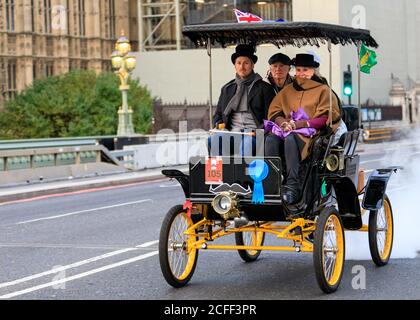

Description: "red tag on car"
205 157 223 185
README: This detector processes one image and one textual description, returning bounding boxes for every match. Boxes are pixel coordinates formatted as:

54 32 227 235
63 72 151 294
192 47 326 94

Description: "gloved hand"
282 122 294 132
274 116 286 127
275 116 294 131
216 123 226 130
294 120 309 129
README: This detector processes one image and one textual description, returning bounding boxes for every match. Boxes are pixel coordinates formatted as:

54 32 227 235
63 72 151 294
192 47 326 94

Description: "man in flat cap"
267 52 293 94
210 44 275 156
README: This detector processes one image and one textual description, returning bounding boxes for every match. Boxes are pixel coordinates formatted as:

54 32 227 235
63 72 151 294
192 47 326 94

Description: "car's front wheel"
313 206 345 294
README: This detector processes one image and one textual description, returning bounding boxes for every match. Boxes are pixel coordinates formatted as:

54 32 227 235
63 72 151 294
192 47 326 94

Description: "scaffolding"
137 0 185 51
137 1 293 51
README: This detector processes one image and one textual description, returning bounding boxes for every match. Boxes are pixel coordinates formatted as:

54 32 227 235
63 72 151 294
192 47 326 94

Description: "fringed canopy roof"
183 22 378 49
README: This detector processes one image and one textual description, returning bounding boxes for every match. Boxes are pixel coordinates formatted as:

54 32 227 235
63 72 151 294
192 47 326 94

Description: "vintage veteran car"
158 21 400 294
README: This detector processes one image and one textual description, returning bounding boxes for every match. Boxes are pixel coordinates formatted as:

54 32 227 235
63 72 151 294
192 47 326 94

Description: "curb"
0 172 170 204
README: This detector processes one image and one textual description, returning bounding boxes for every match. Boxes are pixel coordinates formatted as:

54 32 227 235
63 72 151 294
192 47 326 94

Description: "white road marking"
0 240 158 290
360 142 420 154
15 199 152 225
360 159 385 164
159 182 180 188
387 185 411 193
136 240 159 248
0 251 158 299
361 151 420 165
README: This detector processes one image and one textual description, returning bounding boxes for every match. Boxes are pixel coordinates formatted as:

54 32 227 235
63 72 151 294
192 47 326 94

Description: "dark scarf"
268 73 293 93
225 72 261 115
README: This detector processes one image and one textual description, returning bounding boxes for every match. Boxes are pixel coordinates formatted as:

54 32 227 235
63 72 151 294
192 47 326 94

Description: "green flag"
359 43 377 74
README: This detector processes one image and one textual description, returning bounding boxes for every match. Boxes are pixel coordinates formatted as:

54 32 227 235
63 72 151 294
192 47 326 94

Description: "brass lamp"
125 53 137 71
111 51 123 69
115 36 131 56
110 31 136 136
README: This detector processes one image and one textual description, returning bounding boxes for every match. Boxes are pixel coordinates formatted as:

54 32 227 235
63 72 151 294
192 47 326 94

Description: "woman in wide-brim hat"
265 53 341 207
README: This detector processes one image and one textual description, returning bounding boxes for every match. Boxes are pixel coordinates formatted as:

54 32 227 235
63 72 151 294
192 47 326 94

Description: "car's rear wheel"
159 205 198 288
313 206 345 294
368 195 394 266
235 228 265 262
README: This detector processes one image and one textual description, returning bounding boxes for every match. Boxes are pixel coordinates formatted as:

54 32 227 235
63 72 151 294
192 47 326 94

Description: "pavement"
0 165 189 204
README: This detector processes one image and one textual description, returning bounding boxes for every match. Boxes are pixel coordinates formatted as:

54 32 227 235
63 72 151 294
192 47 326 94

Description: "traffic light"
343 71 353 96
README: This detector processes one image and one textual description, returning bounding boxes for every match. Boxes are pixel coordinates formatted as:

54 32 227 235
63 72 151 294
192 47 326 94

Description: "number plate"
205 157 223 185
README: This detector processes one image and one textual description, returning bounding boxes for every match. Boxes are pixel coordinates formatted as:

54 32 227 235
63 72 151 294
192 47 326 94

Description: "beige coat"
268 78 341 160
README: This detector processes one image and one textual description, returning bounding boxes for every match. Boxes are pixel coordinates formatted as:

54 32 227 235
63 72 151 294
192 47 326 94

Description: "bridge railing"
0 145 110 172
0 137 99 151
109 149 135 170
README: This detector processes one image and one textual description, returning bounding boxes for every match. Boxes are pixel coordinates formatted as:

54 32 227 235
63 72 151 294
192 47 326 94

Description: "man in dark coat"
266 52 293 94
210 44 275 156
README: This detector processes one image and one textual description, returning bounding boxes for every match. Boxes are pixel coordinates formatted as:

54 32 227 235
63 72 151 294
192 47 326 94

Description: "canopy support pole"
207 39 213 129
328 40 333 127
357 42 362 129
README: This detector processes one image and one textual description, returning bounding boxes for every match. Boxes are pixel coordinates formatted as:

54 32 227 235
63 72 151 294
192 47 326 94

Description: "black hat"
268 53 292 66
292 53 320 68
231 44 258 64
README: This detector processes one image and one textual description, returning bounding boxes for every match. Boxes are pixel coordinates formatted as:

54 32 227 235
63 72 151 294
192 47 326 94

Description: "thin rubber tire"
159 205 198 288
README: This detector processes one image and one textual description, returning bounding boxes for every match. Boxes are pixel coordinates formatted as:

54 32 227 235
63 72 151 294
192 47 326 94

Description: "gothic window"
33 62 37 80
45 61 54 77
0 59 6 100
7 60 17 99
6 0 15 32
46 36 54 56
109 0 116 39
102 60 112 72
67 0 70 35
69 59 78 71
44 0 52 34
80 60 88 70
78 0 86 36
31 0 35 32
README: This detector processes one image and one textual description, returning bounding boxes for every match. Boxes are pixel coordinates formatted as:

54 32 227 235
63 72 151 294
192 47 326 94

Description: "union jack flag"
233 9 263 23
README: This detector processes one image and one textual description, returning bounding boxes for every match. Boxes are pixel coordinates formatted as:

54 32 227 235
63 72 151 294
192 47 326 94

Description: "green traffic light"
343 70 352 96
344 86 352 96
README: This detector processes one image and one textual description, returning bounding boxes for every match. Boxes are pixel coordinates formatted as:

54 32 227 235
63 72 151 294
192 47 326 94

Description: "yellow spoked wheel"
313 207 345 294
235 228 265 262
368 195 394 266
159 205 198 288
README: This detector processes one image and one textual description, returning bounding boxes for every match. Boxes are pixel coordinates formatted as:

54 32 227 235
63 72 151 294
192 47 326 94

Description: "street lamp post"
111 32 137 136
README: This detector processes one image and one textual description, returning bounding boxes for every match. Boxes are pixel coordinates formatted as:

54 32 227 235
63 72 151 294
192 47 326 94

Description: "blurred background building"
0 0 290 107
0 0 139 106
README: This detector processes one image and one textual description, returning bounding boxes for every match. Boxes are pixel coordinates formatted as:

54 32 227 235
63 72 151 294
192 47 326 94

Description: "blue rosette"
248 160 269 204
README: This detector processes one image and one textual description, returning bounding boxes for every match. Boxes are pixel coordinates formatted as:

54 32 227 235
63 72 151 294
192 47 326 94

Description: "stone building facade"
0 0 139 106
389 76 420 125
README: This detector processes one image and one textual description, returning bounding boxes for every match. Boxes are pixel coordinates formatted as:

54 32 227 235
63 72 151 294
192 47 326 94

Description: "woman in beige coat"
265 54 341 205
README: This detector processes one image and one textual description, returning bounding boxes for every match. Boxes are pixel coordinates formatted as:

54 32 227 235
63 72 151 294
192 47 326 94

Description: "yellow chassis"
184 216 369 254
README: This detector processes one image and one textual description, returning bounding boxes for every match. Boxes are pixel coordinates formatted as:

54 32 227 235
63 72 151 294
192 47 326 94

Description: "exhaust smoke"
346 129 420 260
